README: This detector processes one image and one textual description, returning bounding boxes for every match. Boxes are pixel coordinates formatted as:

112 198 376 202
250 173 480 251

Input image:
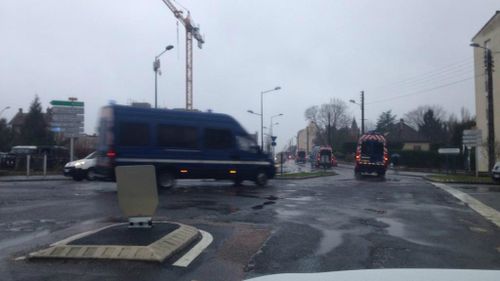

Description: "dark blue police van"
95 105 275 188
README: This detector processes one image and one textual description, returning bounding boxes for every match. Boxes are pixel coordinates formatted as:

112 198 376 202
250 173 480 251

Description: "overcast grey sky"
0 0 498 150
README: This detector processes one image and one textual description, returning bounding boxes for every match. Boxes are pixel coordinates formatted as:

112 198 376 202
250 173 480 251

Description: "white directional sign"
462 129 481 147
50 100 84 138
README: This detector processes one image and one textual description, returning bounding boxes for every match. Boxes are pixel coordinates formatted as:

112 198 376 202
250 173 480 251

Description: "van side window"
118 122 150 146
236 136 258 153
204 129 233 150
157 125 199 149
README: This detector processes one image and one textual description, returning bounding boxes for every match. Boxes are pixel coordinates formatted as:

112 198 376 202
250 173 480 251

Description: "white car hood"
65 160 77 168
246 269 500 281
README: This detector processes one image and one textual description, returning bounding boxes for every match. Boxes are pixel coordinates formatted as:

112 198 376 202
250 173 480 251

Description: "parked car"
492 161 500 183
0 152 16 169
64 151 98 181
95 105 275 188
9 145 69 170
354 132 389 177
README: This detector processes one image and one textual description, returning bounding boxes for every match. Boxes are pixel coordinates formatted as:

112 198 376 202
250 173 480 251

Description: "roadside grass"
275 170 337 179
426 174 497 184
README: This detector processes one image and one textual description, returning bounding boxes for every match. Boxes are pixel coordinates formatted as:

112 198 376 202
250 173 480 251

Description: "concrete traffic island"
28 165 208 263
28 222 200 262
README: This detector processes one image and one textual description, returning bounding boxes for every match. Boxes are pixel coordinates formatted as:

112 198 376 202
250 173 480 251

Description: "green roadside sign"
50 100 84 107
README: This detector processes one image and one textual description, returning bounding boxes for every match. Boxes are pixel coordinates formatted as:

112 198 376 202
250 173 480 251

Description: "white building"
471 11 500 172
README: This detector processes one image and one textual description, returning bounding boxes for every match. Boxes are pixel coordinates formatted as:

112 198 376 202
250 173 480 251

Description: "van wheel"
86 168 98 181
254 171 268 187
158 171 175 189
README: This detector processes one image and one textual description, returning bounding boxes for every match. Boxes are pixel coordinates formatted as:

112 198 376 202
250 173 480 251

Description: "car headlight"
74 161 85 167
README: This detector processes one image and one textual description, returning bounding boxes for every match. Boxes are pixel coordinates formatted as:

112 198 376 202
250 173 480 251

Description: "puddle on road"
377 217 435 247
275 208 303 218
288 196 314 202
0 229 50 251
315 228 343 255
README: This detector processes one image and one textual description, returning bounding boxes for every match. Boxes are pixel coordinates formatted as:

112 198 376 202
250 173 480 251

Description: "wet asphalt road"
1 165 500 281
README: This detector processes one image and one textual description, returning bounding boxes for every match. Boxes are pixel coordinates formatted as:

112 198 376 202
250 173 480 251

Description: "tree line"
0 96 55 152
304 100 476 154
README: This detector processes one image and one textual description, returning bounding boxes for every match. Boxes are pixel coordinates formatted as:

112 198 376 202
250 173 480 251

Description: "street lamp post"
270 113 283 137
349 90 365 134
0 106 10 118
470 43 496 172
260 86 281 151
153 45 174 109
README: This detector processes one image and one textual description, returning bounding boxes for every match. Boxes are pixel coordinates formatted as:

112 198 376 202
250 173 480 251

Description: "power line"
368 57 473 91
380 66 474 93
367 74 482 105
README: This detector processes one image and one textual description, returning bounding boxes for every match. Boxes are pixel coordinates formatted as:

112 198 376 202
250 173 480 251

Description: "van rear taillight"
107 149 117 158
355 152 360 162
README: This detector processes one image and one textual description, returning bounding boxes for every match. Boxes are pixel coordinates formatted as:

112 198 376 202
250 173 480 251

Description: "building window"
204 129 233 150
157 125 199 149
118 122 150 146
413 145 421 151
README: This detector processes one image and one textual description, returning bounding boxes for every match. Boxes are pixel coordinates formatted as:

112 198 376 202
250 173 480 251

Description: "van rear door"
361 140 384 164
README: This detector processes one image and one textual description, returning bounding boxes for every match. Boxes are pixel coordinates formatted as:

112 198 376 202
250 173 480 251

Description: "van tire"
254 171 268 187
158 171 175 189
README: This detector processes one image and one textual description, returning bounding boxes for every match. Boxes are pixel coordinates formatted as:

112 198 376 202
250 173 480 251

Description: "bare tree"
304 98 351 146
404 105 447 130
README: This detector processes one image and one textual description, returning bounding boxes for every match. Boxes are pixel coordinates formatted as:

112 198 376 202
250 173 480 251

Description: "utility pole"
327 112 331 148
485 49 495 172
361 90 365 134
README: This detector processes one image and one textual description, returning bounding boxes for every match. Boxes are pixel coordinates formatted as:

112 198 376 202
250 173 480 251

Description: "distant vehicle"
311 146 337 168
9 145 69 169
0 152 15 169
296 150 307 164
354 132 389 177
64 151 98 181
95 105 275 188
492 161 500 183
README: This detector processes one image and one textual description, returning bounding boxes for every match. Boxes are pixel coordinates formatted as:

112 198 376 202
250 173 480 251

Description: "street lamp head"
274 86 281 91
166 45 174 51
349 99 356 104
279 113 283 116
247 110 254 114
470 43 480 48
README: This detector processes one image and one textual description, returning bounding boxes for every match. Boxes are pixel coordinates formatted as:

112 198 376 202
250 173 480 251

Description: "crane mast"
161 0 204 110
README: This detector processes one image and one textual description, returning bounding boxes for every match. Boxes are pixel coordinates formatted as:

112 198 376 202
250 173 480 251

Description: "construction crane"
161 0 205 110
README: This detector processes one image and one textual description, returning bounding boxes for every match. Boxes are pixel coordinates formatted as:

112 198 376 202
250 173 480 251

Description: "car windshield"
84 152 97 159
1 1 500 280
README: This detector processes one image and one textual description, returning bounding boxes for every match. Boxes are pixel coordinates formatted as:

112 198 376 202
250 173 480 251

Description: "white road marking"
431 182 500 227
172 229 213 267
